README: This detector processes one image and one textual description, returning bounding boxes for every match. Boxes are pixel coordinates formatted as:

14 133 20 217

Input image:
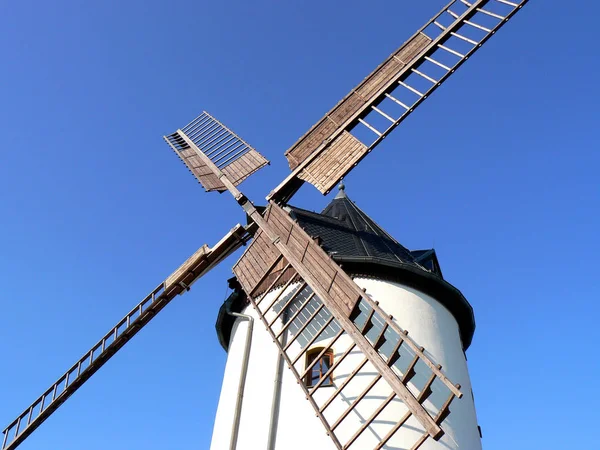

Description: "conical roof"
218 185 474 351
289 184 424 271
286 184 475 349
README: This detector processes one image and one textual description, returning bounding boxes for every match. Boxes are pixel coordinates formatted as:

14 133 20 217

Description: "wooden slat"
222 149 268 185
374 411 413 450
331 374 382 431
284 118 338 170
410 433 429 450
284 33 431 170
248 255 285 297
387 333 407 366
402 353 421 384
164 112 268 192
418 372 437 405
374 369 443 450
298 131 368 194
241 245 262 286
310 342 356 392
232 230 280 295
274 292 315 339
0 224 250 450
298 327 345 378
251 261 293 297
262 203 445 438
164 245 210 290
266 205 359 315
256 272 301 312
289 315 335 362
358 306 377 335
246 294 344 449
406 391 457 450
359 296 462 398
204 199 455 444
268 283 309 328
164 137 227 192
308 132 363 183
320 357 369 413
343 392 396 449
328 92 366 127
282 298 323 347
271 0 531 202
327 323 391 430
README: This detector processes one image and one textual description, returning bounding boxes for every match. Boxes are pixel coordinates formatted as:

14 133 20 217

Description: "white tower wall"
210 277 481 450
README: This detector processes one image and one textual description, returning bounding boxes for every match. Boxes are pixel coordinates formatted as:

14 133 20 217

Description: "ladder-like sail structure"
1 226 250 450
168 125 463 448
1 0 532 444
2 112 271 450
164 111 268 192
270 0 530 202
233 204 462 449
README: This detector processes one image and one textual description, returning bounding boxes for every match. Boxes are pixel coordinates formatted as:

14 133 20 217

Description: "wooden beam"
261 203 444 438
175 130 452 441
268 0 530 202
246 295 344 450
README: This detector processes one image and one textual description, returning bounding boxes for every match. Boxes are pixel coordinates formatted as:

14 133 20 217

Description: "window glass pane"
305 348 334 387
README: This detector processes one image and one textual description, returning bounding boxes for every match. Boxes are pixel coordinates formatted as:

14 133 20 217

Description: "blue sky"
1 1 598 449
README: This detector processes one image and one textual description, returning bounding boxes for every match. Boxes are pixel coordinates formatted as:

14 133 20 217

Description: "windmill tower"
1 1 529 449
211 185 479 450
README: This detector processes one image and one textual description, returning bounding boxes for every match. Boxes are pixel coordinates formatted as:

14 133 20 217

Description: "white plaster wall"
209 307 278 450
210 278 481 450
352 277 482 450
210 284 334 450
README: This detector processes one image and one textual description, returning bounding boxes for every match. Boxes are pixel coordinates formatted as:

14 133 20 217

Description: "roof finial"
335 181 347 199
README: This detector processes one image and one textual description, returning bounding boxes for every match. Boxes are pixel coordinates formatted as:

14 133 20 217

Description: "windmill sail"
164 111 268 192
166 115 463 447
1 225 250 450
233 203 462 449
1 0 534 445
270 0 529 201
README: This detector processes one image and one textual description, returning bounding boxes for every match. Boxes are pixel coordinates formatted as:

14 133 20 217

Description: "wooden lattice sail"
164 111 269 192
270 0 530 201
232 203 462 449
1 0 532 448
1 226 250 450
164 118 465 446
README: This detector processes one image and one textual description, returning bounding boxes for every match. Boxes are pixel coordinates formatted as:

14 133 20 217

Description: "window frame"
304 347 334 388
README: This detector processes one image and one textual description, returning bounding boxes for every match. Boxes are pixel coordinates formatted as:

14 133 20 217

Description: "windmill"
1 1 530 449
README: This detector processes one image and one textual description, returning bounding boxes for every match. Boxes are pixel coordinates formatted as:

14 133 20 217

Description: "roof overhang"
332 256 475 350
216 259 475 351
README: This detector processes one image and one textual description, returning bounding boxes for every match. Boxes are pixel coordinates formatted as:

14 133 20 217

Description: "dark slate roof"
287 185 475 349
289 186 430 273
410 249 444 278
217 185 475 351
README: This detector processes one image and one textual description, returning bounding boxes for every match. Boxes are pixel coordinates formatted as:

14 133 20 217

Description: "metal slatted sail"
0 226 250 450
232 203 463 449
164 111 269 192
270 0 530 201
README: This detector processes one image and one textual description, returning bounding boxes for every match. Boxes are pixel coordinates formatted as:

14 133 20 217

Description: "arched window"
305 348 334 388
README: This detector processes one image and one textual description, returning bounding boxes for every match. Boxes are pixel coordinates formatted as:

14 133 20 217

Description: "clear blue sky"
1 1 598 449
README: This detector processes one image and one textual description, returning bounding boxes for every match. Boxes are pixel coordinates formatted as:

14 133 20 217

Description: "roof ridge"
292 188 425 272
344 197 410 265
340 195 371 257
